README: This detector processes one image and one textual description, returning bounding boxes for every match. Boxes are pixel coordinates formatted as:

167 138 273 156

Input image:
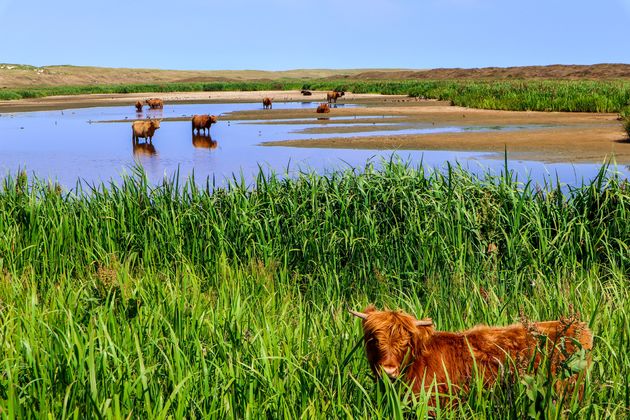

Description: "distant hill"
1 63 629 88
349 63 630 80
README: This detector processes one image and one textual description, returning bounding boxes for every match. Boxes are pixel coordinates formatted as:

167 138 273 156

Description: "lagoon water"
0 102 627 190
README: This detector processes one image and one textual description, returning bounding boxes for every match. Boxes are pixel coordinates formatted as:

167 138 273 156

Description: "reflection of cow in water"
135 101 143 112
192 114 218 135
316 103 331 113
145 98 164 109
192 133 218 149
132 119 161 143
132 141 157 157
262 97 272 109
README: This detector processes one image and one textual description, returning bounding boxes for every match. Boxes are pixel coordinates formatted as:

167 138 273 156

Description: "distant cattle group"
130 98 222 156
127 89 353 157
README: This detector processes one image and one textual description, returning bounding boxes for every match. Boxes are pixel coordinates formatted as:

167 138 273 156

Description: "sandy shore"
253 104 628 163
1 90 628 163
0 90 397 113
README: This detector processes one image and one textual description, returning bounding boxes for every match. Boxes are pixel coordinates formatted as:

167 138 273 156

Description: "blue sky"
1 0 629 70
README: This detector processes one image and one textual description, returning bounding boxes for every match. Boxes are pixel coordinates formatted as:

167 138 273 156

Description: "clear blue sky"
1 0 629 70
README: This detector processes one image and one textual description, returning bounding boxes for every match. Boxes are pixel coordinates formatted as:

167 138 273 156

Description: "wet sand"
255 105 627 163
1 90 628 163
0 91 401 113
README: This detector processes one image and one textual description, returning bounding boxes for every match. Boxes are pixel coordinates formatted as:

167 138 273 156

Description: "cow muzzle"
380 365 399 380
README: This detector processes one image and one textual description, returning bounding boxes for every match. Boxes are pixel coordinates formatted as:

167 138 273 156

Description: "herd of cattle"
130 90 347 148
129 90 595 408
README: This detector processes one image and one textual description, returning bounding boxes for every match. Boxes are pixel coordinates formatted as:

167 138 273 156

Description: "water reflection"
0 102 627 190
132 138 157 157
192 133 218 150
145 108 163 119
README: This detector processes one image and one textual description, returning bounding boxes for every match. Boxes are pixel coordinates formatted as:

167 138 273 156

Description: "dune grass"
2 79 630 113
0 162 628 418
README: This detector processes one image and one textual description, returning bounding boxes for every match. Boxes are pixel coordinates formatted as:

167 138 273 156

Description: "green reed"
2 79 630 113
0 162 628 418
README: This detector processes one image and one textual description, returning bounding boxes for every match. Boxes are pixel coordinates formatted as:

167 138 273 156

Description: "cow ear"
363 304 376 314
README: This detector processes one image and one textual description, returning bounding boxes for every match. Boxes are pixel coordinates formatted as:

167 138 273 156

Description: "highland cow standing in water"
191 114 218 135
132 119 161 143
326 91 345 103
145 98 164 109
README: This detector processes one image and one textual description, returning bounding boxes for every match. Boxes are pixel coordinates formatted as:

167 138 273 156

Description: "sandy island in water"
0 90 628 164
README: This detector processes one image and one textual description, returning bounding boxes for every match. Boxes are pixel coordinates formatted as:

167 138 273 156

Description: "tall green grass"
2 79 630 113
0 162 628 418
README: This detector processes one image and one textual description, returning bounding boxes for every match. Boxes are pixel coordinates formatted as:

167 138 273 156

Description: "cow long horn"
415 319 433 327
349 310 368 320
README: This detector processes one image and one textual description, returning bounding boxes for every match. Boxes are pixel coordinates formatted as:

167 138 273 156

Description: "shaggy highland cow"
326 91 345 103
191 114 218 135
351 306 592 405
132 119 161 143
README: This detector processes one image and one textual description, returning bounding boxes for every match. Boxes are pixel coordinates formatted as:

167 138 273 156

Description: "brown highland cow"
351 306 592 406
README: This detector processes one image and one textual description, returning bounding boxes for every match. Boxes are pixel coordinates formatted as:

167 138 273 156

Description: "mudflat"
1 90 627 163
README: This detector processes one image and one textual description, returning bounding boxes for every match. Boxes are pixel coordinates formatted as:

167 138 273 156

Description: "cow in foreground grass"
132 119 161 143
350 306 592 406
327 91 345 103
262 97 272 109
192 114 218 135
145 98 164 109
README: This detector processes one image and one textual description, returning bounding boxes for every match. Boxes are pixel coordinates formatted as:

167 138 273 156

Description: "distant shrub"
0 91 22 100
1 79 630 114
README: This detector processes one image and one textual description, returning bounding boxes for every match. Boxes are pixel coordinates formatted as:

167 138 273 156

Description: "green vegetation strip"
2 79 630 113
0 162 628 417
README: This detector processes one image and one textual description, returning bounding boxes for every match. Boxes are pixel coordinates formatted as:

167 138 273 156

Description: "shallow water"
0 102 627 189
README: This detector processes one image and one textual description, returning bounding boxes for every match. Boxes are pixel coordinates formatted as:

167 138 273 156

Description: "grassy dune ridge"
0 162 628 417
2 79 630 113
